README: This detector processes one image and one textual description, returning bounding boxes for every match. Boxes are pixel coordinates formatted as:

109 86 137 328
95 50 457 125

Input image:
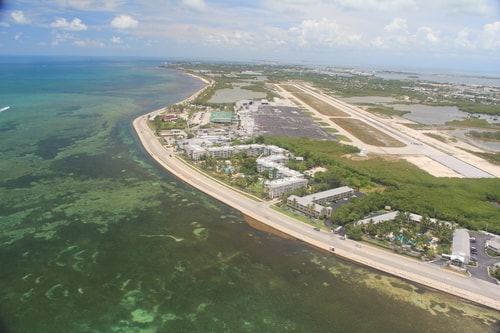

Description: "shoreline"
132 73 500 312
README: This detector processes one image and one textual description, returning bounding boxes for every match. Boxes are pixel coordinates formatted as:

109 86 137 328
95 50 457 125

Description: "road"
133 113 500 311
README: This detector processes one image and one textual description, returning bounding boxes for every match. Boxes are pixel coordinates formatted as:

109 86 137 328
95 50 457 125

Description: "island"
133 63 500 311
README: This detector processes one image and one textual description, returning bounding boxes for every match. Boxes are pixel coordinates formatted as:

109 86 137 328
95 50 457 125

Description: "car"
313 227 320 231
355 244 362 248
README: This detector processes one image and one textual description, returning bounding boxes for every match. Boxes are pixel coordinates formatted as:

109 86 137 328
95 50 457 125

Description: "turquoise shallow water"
0 56 498 332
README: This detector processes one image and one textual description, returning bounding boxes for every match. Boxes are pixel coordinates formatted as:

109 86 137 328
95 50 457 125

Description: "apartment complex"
287 186 354 219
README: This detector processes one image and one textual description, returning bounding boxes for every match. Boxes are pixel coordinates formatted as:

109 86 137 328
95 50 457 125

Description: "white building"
286 186 354 219
451 229 470 265
265 177 308 199
184 144 207 161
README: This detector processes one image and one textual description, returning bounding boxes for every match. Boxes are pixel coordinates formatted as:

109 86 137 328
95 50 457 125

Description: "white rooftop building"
451 229 470 264
265 177 308 199
287 186 354 219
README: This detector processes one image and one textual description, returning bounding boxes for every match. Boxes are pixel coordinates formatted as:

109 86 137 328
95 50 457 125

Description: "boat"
0 106 10 112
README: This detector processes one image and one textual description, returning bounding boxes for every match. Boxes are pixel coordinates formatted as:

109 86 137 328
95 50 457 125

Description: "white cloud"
288 18 361 48
415 26 440 45
205 30 257 47
182 0 207 11
111 36 123 44
56 0 120 11
454 29 476 50
481 21 500 49
50 18 88 31
384 18 408 33
73 39 104 47
15 32 23 41
371 36 385 48
51 31 72 46
11 10 30 24
111 15 139 29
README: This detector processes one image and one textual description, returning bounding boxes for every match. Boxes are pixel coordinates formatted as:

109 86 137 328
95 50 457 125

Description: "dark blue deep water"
0 56 498 332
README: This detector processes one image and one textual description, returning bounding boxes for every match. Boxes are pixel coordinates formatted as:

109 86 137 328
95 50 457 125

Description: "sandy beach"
132 77 500 312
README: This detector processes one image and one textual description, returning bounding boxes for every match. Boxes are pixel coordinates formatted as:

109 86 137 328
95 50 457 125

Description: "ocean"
0 56 498 332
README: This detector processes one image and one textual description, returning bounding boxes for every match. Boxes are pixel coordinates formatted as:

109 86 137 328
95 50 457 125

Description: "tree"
346 225 363 241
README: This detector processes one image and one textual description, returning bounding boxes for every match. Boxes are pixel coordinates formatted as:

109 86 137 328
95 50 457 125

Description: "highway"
133 114 500 311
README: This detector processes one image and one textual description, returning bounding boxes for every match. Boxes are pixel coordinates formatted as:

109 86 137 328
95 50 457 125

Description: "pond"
391 104 499 126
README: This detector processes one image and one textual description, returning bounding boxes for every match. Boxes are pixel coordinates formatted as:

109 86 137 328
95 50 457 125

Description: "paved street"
133 114 500 311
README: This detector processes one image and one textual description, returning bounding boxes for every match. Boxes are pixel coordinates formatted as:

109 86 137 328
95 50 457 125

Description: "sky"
1 0 499 72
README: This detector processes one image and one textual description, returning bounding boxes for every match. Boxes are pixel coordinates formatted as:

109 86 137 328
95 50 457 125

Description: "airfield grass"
280 85 350 117
330 118 406 147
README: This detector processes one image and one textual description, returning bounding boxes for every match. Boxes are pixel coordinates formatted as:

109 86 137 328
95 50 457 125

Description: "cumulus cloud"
182 0 207 11
415 26 440 45
51 31 72 46
384 17 408 33
205 30 257 47
481 21 500 49
11 10 30 24
288 18 361 48
50 18 88 31
111 15 138 29
371 36 385 48
454 29 475 49
111 36 123 44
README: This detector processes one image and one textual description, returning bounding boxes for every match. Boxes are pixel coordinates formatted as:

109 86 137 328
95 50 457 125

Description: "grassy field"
331 118 406 147
445 118 500 129
424 133 447 142
280 84 350 117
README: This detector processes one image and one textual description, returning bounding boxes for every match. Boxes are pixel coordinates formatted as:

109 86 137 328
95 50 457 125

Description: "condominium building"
265 177 308 199
287 186 354 219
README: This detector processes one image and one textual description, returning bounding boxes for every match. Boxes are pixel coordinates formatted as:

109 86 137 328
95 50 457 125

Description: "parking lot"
467 232 499 283
253 105 336 140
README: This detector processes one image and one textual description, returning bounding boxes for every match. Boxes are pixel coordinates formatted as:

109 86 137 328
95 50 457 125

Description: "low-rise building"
451 228 471 265
487 238 500 254
185 144 207 161
206 146 235 159
286 186 354 219
265 177 308 199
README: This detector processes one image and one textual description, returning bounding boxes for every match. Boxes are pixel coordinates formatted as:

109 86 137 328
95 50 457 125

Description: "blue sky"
1 0 499 72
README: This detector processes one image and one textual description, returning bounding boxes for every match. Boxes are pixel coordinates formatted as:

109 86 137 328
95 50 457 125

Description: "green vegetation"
325 128 339 133
167 62 500 233
260 136 500 233
445 118 499 129
365 105 410 117
151 115 187 132
240 82 279 100
347 213 453 258
455 102 500 115
424 133 447 142
469 130 500 141
170 62 499 117
284 90 350 117
467 151 500 165
331 118 406 147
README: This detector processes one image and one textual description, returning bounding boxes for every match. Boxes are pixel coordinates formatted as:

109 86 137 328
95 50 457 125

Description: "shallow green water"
0 57 498 332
